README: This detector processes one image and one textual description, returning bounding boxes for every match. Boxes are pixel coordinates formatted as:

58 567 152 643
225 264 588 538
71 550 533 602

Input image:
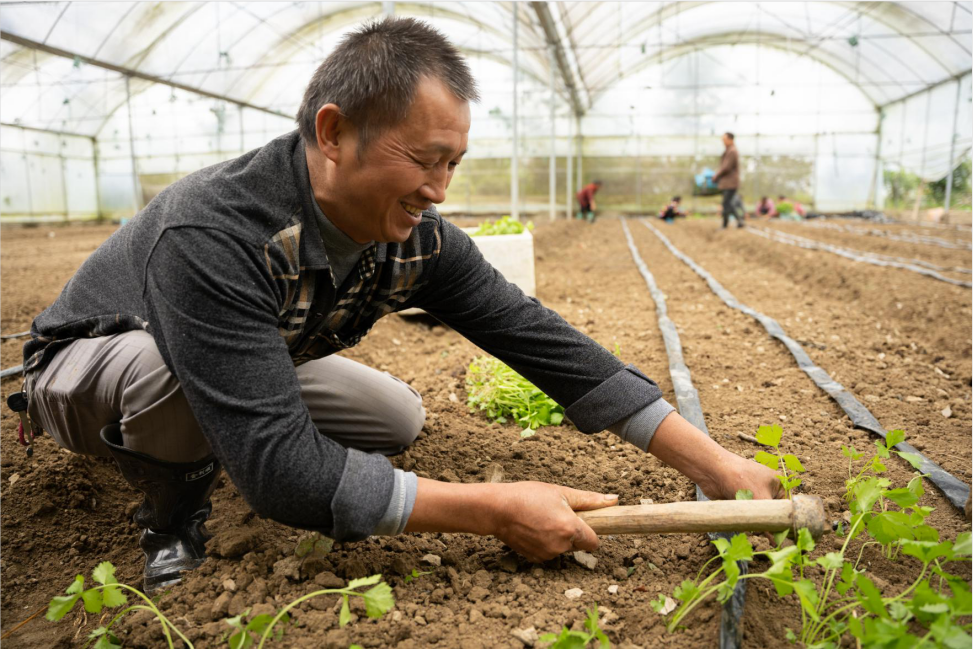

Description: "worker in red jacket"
576 180 602 223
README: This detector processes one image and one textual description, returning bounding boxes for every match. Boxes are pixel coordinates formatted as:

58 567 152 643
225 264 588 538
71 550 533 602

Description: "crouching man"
21 17 779 593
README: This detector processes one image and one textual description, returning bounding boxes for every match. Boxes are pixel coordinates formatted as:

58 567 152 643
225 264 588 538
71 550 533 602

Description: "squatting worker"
714 132 744 229
20 18 779 593
576 179 602 223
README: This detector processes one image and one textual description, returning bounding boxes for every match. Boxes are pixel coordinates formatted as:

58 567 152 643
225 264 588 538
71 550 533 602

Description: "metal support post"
125 76 143 214
566 114 573 219
548 45 556 221
943 78 962 218
511 2 519 220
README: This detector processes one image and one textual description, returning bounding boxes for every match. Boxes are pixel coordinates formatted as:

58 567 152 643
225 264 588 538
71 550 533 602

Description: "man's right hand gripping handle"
404 478 619 562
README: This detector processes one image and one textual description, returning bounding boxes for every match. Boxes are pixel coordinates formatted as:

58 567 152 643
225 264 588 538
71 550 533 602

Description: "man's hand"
404 479 618 562
492 482 618 563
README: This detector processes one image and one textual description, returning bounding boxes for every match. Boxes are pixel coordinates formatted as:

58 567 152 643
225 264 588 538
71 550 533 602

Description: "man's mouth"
400 202 423 219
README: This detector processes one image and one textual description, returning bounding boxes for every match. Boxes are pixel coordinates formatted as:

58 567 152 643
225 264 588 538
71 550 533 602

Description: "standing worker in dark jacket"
714 132 744 228
18 18 779 594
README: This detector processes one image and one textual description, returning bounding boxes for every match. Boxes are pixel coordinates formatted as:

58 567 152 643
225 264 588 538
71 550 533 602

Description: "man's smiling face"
329 76 470 244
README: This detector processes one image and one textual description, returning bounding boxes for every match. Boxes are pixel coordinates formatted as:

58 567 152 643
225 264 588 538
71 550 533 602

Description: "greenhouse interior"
1 2 972 649
1 1 971 221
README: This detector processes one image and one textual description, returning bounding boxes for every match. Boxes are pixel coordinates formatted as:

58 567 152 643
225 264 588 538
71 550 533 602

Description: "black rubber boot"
100 424 221 594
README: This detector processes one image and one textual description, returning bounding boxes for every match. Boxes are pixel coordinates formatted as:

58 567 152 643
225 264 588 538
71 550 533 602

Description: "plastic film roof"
1 1 970 138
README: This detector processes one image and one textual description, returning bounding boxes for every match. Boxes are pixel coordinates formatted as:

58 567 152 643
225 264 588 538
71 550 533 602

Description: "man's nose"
419 169 448 204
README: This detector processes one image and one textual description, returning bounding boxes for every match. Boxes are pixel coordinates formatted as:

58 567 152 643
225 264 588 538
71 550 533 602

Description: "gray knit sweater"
26 131 671 541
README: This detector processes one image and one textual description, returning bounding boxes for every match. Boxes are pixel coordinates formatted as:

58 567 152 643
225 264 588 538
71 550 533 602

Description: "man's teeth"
401 203 422 217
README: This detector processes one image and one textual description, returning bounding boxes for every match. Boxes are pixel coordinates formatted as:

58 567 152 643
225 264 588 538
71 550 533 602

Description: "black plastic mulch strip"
804 221 972 251
750 227 972 288
621 219 747 649
0 331 31 340
0 364 24 379
642 220 971 511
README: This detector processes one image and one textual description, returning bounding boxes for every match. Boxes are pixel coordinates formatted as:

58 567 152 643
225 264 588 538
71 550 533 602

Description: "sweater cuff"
372 469 418 536
330 448 396 541
607 399 676 452
564 364 664 433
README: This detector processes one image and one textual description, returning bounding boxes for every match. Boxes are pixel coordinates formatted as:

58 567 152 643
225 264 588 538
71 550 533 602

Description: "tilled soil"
1 218 970 648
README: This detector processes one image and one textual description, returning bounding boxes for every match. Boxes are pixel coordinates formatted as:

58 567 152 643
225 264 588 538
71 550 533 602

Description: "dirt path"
1 219 969 648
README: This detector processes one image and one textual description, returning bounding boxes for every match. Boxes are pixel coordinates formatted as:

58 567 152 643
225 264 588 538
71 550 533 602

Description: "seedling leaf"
754 450 778 470
885 429 905 448
755 424 783 448
92 562 117 586
347 574 382 590
735 489 753 500
894 451 924 470
66 575 85 595
363 582 395 619
46 594 81 622
782 454 805 473
816 552 844 570
81 588 104 614
339 597 351 627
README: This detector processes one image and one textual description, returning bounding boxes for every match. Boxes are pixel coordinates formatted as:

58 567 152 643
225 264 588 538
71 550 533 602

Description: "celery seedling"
466 356 564 433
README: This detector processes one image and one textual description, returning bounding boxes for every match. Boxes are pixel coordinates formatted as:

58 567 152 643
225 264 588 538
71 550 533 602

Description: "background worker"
713 132 744 228
754 196 775 219
659 196 687 223
576 179 602 223
19 18 779 593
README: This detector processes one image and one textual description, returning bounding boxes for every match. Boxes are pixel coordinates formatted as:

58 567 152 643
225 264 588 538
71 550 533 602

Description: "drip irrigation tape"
642 220 970 512
803 221 972 251
621 219 747 649
761 227 971 274
0 331 31 340
0 364 24 379
749 227 973 288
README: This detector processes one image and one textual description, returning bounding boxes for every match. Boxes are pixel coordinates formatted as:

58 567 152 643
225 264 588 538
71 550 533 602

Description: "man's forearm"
403 477 500 535
646 412 734 496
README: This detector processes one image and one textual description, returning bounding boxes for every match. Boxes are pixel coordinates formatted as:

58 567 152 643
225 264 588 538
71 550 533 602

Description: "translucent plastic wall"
0 125 99 221
580 45 881 212
878 73 973 208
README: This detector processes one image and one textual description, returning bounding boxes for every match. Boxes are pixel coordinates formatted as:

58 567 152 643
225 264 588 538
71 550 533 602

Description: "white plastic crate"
398 227 536 316
461 227 536 297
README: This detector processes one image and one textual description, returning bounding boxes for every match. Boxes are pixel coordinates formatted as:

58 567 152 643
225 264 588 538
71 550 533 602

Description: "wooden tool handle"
577 495 825 540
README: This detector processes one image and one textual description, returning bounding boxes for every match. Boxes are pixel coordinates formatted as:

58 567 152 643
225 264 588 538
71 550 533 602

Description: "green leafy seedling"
255 574 394 649
225 609 289 648
752 424 805 498
47 561 193 649
467 356 565 431
403 568 433 584
653 429 973 648
539 605 610 648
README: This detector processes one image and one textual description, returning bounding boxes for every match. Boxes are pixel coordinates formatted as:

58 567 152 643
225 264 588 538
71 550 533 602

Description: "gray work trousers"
25 330 425 463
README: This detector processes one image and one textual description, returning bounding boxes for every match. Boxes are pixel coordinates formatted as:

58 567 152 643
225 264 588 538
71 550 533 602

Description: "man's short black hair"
672 196 681 202
724 132 735 141
593 179 603 185
297 17 480 152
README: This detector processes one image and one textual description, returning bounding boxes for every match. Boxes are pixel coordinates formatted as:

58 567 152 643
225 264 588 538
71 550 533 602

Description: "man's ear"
314 104 348 165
